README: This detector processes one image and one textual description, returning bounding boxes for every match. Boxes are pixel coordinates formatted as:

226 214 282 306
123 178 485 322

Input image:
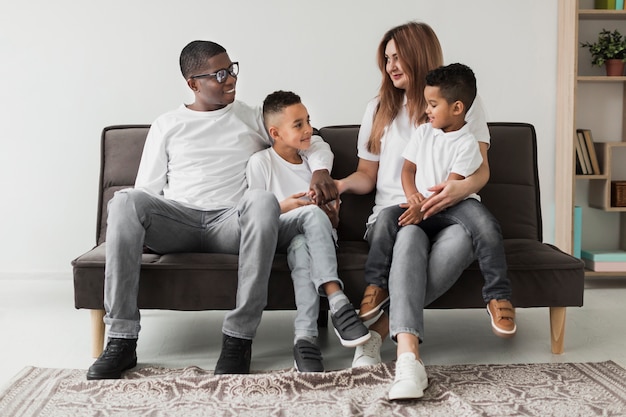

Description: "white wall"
0 0 558 274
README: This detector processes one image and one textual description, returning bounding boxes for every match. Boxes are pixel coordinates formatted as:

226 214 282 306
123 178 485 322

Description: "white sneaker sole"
388 384 425 400
358 296 390 320
334 328 371 348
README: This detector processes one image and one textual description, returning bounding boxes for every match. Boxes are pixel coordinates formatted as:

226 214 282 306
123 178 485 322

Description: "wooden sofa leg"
549 306 566 354
91 309 106 358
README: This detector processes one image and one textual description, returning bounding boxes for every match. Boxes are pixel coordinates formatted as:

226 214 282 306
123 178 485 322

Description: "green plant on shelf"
580 28 626 67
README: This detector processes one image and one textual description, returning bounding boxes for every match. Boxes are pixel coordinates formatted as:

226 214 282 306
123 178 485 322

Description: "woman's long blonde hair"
367 22 444 154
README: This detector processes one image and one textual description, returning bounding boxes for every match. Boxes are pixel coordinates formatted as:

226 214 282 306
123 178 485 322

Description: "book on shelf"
583 259 626 272
581 249 626 261
595 0 616 8
618 0 625 9
575 130 592 174
577 129 601 175
574 132 588 174
573 206 582 258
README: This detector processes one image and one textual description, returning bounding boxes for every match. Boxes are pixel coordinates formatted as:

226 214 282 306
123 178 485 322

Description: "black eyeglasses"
190 62 239 83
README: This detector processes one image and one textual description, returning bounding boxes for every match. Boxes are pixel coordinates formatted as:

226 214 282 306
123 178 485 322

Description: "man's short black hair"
179 40 227 79
262 90 302 120
425 63 477 111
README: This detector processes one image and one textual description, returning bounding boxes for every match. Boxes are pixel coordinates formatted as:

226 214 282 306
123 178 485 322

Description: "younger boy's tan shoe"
487 299 517 338
358 285 389 321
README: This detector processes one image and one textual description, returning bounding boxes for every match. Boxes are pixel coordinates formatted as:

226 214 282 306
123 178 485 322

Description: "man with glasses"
86 40 337 380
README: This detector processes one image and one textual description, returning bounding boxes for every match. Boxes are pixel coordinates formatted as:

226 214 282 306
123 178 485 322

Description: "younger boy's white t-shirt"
401 122 483 201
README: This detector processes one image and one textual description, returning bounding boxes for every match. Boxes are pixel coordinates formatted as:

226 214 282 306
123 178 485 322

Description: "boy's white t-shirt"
401 122 483 201
246 147 312 201
246 147 339 242
357 94 490 224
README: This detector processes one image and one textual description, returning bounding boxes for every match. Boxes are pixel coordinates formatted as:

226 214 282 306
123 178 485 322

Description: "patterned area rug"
1 361 626 417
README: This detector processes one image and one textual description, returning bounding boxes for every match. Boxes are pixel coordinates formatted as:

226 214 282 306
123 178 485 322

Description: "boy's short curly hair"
179 40 226 79
425 63 477 111
262 90 302 120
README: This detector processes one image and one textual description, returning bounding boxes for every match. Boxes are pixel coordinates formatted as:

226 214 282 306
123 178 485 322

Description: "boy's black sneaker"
214 334 252 374
293 339 324 372
86 338 137 380
331 304 371 347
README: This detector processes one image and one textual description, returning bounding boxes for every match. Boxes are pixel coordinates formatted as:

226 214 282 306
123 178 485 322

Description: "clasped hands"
280 169 340 228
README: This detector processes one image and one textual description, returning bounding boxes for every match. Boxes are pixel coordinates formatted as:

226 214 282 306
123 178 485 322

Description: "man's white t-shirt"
357 94 490 224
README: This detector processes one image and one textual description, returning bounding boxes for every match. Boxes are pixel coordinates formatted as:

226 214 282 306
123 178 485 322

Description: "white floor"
1 275 625 389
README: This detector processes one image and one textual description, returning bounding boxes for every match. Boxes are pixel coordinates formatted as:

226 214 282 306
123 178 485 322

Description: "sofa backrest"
96 125 150 245
96 122 541 245
319 122 542 242
482 123 542 241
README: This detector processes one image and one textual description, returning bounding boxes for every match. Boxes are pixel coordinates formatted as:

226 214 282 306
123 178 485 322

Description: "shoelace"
395 355 418 381
100 341 132 359
221 339 248 359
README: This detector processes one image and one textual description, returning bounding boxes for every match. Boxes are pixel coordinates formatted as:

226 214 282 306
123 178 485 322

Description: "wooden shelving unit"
556 0 626 278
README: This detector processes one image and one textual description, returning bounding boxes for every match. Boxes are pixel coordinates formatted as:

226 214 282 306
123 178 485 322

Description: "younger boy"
246 90 370 372
401 63 515 339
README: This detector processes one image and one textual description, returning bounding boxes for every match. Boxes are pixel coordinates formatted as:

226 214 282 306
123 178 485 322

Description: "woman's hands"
420 180 469 219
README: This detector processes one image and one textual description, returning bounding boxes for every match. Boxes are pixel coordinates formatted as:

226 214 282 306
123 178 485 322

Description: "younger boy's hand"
310 169 339 205
398 192 426 226
280 192 314 213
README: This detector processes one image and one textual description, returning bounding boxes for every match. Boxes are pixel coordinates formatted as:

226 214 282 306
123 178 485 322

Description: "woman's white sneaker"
388 352 428 400
352 330 382 367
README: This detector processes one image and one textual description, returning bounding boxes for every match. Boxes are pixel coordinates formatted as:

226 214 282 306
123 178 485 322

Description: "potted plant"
580 29 626 76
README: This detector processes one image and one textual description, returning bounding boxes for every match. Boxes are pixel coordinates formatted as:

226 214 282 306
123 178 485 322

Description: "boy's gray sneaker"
293 339 324 372
331 304 371 347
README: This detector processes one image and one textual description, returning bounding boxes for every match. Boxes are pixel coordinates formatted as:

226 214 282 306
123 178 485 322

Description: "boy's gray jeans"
103 188 280 341
278 205 342 339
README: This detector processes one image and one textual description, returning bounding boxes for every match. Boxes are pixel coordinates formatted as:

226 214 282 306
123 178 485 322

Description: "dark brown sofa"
72 123 585 358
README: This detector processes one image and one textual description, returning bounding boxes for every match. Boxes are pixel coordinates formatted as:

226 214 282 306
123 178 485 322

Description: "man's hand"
310 169 339 205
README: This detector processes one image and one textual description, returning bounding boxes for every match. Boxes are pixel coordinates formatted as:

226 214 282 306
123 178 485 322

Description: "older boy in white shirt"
246 90 370 372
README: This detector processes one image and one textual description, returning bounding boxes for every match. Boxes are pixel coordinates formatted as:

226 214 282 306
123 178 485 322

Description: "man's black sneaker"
86 338 137 380
331 304 371 347
293 339 324 372
214 334 252 374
